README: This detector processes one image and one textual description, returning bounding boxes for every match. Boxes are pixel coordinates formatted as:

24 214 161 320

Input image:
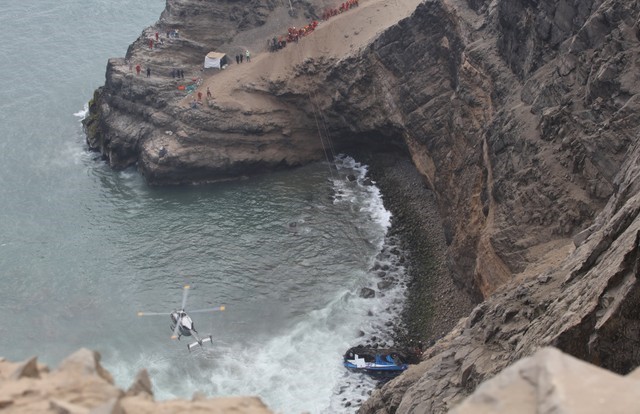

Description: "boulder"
58 348 113 384
125 369 153 397
9 356 40 380
451 348 640 414
360 287 376 298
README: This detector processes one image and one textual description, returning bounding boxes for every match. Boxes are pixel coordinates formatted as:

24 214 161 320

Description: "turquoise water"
0 1 407 412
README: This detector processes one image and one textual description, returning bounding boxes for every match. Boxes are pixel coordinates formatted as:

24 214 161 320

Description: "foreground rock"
4 346 639 413
451 347 640 414
0 348 272 414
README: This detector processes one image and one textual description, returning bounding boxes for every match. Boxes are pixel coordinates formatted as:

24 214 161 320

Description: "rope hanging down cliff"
291 40 387 264
292 45 337 180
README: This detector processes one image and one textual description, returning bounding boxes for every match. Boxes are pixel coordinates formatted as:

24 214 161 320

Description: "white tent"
204 51 228 69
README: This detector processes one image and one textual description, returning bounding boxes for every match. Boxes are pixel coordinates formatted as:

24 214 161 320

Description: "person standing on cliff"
240 53 243 63
206 87 212 99
146 67 151 78
245 49 251 62
235 55 239 64
136 64 141 75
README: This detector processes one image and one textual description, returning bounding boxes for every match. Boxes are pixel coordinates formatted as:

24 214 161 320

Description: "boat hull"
343 346 409 377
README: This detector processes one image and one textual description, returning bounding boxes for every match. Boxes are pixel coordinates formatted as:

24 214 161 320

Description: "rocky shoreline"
360 151 476 348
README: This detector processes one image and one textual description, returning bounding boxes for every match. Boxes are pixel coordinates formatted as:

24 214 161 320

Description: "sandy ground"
186 0 422 109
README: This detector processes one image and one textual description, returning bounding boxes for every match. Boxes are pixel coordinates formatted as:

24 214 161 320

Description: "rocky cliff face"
329 0 639 299
86 0 640 411
355 0 640 411
360 140 640 411
85 0 327 184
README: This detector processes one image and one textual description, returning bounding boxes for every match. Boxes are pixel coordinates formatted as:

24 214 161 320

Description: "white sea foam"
204 300 359 412
333 156 392 231
142 284 406 413
60 141 92 166
74 104 89 119
327 155 408 412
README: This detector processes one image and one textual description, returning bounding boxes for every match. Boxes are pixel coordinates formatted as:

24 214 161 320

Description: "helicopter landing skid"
188 335 214 352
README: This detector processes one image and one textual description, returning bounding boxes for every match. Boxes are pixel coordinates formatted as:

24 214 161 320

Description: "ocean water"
0 1 407 412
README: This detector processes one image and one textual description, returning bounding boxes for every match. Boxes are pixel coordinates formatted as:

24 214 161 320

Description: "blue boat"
343 346 409 376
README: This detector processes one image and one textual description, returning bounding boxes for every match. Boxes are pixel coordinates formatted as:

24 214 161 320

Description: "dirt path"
185 0 422 109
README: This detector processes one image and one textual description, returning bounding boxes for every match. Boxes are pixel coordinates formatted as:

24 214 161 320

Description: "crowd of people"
289 20 319 42
131 0 364 109
268 0 359 52
322 0 359 20
269 20 319 51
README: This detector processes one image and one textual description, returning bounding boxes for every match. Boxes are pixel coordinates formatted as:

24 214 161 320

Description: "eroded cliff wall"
353 0 640 410
360 137 640 412
320 0 637 299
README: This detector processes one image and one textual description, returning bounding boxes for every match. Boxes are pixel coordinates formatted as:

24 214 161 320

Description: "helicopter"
137 284 225 352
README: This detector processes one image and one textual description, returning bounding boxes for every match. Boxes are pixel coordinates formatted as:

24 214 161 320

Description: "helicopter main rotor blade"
137 311 167 316
180 284 190 310
188 306 226 313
